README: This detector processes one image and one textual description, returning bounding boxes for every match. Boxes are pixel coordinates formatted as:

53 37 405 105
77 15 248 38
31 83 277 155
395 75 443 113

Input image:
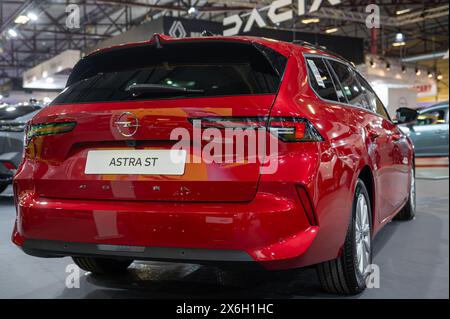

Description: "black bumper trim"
22 239 254 263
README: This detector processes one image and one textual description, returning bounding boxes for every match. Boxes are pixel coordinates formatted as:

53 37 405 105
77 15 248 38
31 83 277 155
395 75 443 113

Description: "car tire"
0 184 7 194
316 179 372 295
72 257 133 275
395 167 416 221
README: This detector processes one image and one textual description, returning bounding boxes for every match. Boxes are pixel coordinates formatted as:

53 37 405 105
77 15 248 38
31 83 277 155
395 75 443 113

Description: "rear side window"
306 57 341 102
328 60 369 109
355 73 390 120
52 42 287 105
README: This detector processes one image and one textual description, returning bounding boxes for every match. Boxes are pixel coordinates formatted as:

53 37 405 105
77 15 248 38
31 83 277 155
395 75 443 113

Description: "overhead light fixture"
395 32 405 42
396 8 411 15
402 65 407 73
386 63 391 71
325 27 338 34
14 15 30 24
302 18 320 24
370 59 376 68
27 12 38 21
393 42 406 47
393 32 406 47
437 73 443 81
187 7 198 16
7 29 18 37
415 68 421 76
428 71 433 78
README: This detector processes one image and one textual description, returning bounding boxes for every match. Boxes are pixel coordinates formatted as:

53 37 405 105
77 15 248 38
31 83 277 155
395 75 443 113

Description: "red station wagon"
12 34 415 295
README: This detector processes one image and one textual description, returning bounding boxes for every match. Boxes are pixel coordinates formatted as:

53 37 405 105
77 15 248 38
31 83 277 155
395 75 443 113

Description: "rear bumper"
12 185 319 270
22 239 255 264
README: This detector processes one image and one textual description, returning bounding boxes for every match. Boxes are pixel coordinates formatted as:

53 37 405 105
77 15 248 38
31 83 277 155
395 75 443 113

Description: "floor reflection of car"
0 104 42 194
399 102 449 157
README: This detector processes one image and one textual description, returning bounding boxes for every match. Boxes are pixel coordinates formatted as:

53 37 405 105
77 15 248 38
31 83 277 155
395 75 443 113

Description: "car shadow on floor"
58 216 425 299
60 264 331 299
59 227 403 300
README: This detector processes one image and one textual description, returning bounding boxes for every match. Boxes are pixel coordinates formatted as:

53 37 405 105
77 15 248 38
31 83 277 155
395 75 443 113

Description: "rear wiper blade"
125 84 204 95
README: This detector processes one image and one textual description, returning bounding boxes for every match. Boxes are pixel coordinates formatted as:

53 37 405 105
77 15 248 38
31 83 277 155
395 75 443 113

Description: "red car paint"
12 35 414 270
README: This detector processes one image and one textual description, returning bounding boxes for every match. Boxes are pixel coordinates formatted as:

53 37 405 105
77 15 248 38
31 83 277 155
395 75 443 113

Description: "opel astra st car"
12 35 415 295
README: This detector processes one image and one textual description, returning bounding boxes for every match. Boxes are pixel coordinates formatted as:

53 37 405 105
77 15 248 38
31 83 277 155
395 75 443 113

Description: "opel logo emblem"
114 112 140 137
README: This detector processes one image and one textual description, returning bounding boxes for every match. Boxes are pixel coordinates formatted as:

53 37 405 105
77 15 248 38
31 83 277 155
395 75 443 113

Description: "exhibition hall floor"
0 170 448 299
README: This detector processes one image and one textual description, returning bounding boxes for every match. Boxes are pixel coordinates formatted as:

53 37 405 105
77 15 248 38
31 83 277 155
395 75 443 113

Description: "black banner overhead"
163 17 364 65
90 17 364 65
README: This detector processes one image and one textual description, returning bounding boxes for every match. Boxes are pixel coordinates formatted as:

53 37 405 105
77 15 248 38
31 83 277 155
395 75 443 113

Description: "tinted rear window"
52 42 287 105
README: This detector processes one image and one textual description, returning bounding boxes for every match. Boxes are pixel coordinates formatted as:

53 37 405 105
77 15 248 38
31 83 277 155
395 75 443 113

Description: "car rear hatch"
30 37 288 202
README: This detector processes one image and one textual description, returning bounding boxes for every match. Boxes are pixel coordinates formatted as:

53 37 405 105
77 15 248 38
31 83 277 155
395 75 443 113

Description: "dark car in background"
399 102 449 158
0 104 42 194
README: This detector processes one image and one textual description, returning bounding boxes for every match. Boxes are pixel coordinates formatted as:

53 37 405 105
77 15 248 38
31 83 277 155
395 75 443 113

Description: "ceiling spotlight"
14 15 30 24
396 8 411 15
393 41 406 47
187 7 198 16
437 73 444 81
401 65 407 73
395 33 405 42
325 27 338 34
386 63 391 71
428 71 433 78
7 29 18 37
415 68 421 76
302 18 320 24
393 32 406 47
370 59 376 68
27 12 38 21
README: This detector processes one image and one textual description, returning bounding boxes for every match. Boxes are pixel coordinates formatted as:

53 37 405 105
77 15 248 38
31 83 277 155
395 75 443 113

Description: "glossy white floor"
0 173 448 299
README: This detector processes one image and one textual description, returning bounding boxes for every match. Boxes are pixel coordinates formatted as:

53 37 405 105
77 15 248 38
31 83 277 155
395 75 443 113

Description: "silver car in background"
399 102 449 158
0 104 42 194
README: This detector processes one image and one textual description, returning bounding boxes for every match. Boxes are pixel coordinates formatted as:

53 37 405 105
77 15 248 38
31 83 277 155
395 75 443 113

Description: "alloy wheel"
355 194 371 277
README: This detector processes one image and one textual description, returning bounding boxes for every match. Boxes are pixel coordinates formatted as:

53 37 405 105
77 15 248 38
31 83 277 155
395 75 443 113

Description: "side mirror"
395 107 418 124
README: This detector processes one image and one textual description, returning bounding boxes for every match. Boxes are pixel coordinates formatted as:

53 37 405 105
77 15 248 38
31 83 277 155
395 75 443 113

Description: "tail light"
25 122 76 145
268 117 323 142
189 117 267 129
1 161 16 171
189 117 323 142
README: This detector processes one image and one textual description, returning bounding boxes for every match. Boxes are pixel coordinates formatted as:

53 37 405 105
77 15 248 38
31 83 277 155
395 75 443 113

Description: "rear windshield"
52 41 287 105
